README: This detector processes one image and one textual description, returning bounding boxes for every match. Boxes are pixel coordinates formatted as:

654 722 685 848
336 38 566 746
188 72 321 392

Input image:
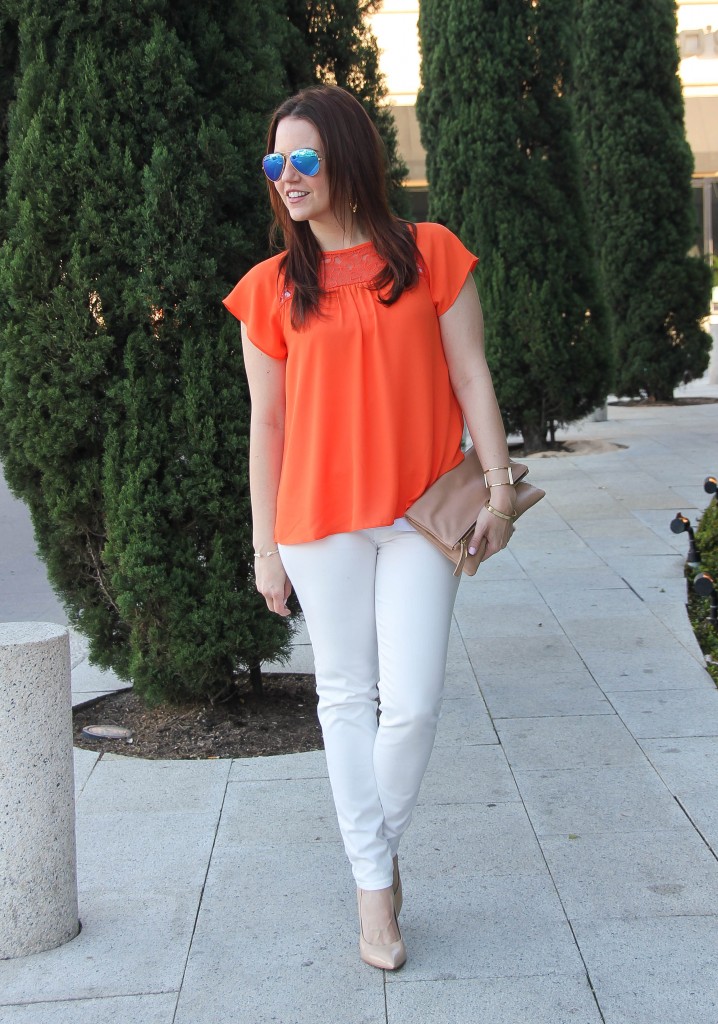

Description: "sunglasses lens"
262 154 284 181
290 149 321 176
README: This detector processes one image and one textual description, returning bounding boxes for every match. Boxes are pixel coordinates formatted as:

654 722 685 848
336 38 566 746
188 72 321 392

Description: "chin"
283 202 312 222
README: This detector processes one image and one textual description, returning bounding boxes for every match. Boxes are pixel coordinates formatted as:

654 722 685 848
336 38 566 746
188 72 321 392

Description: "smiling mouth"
286 191 309 200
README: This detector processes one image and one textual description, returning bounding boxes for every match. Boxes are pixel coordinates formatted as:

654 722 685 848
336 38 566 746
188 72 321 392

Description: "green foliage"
417 0 612 451
687 500 718 685
284 0 408 215
573 0 712 400
0 0 294 704
0 0 406 705
0 3 19 242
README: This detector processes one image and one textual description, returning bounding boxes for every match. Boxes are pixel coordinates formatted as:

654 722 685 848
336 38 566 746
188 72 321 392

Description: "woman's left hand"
468 490 516 562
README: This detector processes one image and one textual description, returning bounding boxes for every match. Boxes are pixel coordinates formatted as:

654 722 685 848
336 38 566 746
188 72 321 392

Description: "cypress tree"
0 0 294 702
103 1 295 703
573 0 712 400
0 1 135 670
417 0 613 451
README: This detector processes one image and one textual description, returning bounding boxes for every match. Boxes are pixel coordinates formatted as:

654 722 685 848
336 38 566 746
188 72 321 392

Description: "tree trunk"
249 663 264 698
521 423 547 455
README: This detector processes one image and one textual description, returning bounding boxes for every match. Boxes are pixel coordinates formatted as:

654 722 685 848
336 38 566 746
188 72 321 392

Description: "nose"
279 158 301 183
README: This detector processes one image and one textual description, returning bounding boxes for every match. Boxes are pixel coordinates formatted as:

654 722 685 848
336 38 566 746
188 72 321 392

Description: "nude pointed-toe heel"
392 855 403 917
357 888 407 971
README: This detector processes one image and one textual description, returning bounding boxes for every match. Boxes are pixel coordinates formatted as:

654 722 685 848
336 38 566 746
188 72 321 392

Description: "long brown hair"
265 86 419 328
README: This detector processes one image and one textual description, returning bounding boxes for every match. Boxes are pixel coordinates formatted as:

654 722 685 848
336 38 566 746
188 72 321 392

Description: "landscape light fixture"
705 476 717 500
670 512 701 568
693 572 718 628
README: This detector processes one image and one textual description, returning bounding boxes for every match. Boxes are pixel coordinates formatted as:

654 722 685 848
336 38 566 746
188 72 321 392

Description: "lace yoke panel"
319 246 386 289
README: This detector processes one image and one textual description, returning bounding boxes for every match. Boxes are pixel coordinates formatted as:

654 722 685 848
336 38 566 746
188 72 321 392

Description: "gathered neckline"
319 243 384 289
320 240 374 258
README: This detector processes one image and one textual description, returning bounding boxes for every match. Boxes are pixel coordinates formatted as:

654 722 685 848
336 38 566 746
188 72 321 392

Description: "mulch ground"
72 673 322 760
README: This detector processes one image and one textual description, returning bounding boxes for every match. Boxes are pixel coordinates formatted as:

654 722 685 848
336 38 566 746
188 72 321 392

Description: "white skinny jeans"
278 522 460 890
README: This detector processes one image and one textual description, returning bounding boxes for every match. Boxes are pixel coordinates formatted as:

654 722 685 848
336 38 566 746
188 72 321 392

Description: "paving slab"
639 600 705 661
494 713 646 770
0 993 178 1024
77 753 231 815
641 734 718 794
440 662 481 700
570 520 679 558
214 776 338 847
463 633 590 677
72 747 99 795
71 659 127 707
198 842 353 962
572 637 710 692
419 743 521 805
539 827 718 920
174 958 384 1024
609 686 718 737
572 914 718 1024
75 811 218 894
540 584 667 625
0 889 198 1003
383 974 603 1024
638 739 718 851
228 748 328 782
529 566 629 595
478 673 613 719
434 694 497 746
384 873 583 983
512 764 689 837
174 844 385 1024
407 802 546 879
509 535 611 575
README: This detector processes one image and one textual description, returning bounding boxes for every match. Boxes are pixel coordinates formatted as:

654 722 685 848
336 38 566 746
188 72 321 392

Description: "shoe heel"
392 855 403 917
357 888 407 971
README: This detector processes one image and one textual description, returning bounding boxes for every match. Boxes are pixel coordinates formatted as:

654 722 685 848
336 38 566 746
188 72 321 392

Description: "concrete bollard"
0 622 80 959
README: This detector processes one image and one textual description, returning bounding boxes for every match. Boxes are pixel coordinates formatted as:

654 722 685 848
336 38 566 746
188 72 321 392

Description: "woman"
223 85 516 971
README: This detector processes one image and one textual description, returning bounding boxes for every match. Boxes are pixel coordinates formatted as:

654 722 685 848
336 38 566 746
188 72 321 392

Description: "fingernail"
468 547 476 556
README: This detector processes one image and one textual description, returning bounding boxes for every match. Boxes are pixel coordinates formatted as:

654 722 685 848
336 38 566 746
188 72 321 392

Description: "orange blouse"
223 221 478 545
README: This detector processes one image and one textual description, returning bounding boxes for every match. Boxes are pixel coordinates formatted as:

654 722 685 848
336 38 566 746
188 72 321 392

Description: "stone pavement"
2 393 718 1023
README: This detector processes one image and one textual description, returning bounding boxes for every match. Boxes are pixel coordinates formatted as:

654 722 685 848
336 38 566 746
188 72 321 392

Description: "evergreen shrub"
0 0 292 704
0 0 406 705
417 0 613 451
688 500 718 685
573 0 712 399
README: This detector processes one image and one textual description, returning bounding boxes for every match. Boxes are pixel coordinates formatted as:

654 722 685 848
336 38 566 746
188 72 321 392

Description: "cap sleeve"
415 222 479 316
222 256 287 360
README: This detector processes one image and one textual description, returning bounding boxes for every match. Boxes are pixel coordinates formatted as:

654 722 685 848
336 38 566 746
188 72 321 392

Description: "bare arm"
439 276 516 562
241 325 292 616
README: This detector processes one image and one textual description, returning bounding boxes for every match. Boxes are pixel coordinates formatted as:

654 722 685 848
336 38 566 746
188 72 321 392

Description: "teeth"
287 191 308 198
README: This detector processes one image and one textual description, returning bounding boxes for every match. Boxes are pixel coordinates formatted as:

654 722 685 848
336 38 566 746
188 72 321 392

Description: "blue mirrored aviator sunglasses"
262 148 322 182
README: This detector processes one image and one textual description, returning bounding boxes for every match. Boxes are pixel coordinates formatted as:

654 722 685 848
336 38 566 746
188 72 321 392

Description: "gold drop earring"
350 199 358 214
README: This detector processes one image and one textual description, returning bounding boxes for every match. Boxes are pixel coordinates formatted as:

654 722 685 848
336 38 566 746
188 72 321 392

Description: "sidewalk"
2 396 718 1023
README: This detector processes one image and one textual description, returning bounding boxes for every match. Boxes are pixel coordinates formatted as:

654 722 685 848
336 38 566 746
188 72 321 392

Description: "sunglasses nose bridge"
281 157 302 182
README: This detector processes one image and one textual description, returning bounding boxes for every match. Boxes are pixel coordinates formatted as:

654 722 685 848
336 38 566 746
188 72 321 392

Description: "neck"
309 213 369 252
